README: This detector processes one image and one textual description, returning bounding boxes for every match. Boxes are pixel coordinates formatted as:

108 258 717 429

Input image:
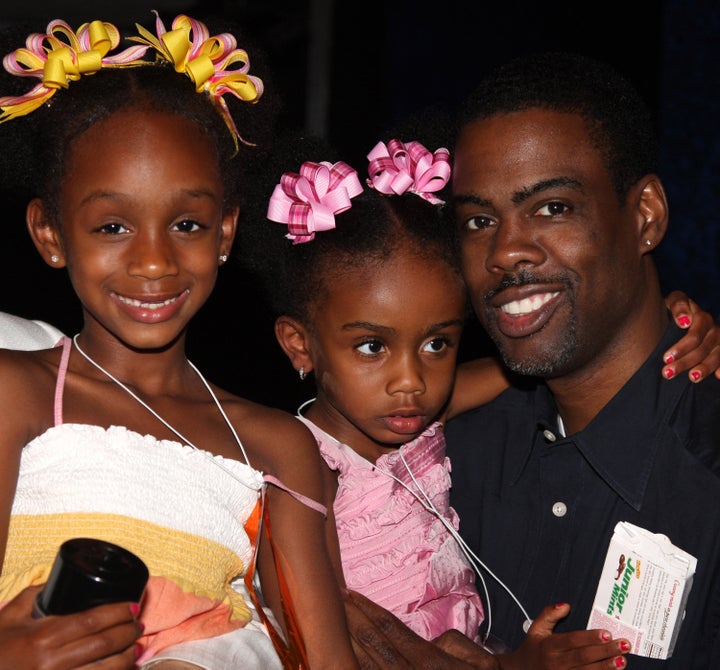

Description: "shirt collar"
531 323 689 510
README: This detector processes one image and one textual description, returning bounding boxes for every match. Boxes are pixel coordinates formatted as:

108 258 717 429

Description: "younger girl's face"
49 108 236 350
307 248 467 460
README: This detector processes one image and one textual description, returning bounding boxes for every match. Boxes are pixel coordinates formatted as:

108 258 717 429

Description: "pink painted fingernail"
664 353 675 364
130 603 140 617
602 631 611 641
664 367 675 379
620 640 632 652
615 657 626 668
678 315 691 328
555 602 568 608
691 370 702 382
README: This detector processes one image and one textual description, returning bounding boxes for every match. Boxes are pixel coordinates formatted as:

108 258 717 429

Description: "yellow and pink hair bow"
129 12 264 149
367 139 451 204
0 19 149 122
267 161 364 244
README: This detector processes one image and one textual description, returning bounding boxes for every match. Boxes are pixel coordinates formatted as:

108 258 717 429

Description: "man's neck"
548 305 669 435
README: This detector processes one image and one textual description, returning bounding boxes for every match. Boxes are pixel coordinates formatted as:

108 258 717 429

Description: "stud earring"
219 254 228 263
645 239 652 246
50 254 59 263
299 366 306 381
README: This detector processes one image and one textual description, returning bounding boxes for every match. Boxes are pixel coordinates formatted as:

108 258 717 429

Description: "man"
344 52 720 669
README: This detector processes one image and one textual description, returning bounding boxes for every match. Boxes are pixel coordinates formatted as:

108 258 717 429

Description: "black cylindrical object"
34 538 149 617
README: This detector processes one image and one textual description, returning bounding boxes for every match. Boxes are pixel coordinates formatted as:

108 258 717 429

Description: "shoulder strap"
53 336 72 426
263 474 327 517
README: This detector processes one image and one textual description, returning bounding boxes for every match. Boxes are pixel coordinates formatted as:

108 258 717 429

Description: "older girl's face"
50 108 237 350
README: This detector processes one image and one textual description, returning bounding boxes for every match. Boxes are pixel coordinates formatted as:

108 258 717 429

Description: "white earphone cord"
374 453 533 645
299 398 532 643
72 334 255 491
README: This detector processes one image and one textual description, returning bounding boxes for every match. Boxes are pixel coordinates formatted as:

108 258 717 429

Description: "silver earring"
299 366 306 381
219 254 228 263
50 254 59 263
645 239 652 246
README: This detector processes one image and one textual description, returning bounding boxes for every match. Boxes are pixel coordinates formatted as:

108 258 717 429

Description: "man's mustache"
484 270 571 302
484 270 543 301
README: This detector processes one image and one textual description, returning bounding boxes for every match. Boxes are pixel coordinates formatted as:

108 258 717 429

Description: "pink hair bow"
267 161 363 244
366 139 451 204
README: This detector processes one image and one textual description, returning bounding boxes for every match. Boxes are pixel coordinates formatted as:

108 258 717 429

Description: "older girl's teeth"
118 295 177 310
501 292 559 315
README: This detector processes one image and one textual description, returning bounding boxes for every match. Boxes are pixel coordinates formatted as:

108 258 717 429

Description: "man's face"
452 109 644 378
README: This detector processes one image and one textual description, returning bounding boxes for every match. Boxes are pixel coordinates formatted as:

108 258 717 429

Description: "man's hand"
343 589 499 669
344 591 631 670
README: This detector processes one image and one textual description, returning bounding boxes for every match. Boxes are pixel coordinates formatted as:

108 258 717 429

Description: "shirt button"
552 502 567 517
543 429 556 442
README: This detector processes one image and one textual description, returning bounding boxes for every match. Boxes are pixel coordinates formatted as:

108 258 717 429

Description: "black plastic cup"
33 538 149 617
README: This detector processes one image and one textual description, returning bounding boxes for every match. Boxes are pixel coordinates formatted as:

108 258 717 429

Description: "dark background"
1 1 718 411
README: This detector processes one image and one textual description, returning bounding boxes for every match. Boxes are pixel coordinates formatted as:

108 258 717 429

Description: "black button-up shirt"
446 324 720 668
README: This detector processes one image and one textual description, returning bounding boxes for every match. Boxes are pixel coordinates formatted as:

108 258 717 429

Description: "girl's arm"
445 357 512 422
490 603 630 670
255 413 359 670
320 459 346 585
0 350 40 573
0 351 144 668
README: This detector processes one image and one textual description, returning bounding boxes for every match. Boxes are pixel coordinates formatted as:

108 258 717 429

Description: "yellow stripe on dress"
1 512 251 625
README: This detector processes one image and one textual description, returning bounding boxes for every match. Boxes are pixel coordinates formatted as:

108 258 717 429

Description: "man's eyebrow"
451 177 582 208
512 177 582 205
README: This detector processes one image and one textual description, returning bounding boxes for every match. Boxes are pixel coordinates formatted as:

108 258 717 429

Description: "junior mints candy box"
586 521 697 659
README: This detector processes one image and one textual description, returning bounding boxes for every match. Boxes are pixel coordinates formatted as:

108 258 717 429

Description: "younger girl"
241 136 720 669
0 14 357 670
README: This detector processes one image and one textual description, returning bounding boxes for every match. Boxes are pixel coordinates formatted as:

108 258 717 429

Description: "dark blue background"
1 1 717 409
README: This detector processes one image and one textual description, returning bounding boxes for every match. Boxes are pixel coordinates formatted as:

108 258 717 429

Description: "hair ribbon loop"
0 19 149 123
130 11 264 149
367 139 451 204
267 161 363 244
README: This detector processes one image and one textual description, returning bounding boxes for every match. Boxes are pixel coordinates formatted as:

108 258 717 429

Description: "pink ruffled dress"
298 416 484 641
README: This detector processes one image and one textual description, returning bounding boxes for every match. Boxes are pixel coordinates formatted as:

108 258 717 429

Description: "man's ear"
275 315 315 376
635 175 669 255
26 198 65 268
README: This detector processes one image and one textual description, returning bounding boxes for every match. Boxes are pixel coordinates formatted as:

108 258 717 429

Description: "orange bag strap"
244 491 309 670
